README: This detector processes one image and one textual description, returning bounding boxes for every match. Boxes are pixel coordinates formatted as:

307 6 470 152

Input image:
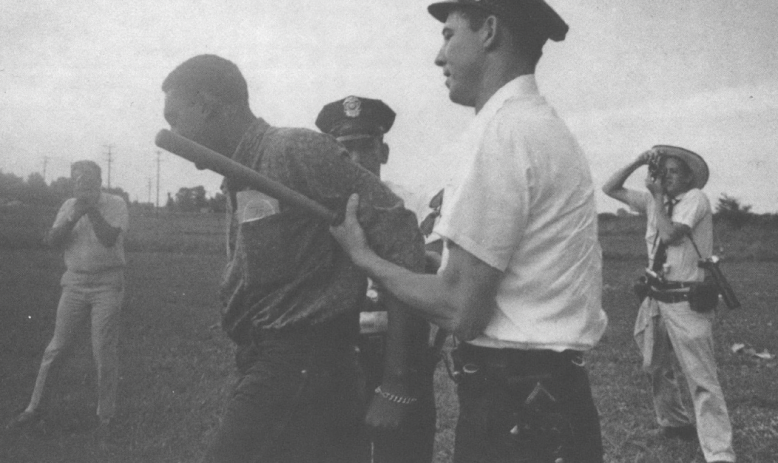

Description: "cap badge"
343 96 362 118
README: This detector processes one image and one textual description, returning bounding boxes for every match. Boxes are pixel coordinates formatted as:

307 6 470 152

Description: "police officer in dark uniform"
317 96 438 463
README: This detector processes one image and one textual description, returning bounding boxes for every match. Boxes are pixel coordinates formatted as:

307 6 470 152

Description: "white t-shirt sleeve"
673 189 710 229
435 117 529 271
622 190 650 215
104 196 129 232
52 199 76 228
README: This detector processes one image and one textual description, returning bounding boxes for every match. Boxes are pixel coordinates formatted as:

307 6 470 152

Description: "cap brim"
428 1 462 22
336 134 375 143
653 145 709 190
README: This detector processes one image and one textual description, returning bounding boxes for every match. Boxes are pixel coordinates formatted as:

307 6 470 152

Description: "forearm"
45 217 79 248
652 195 686 244
602 159 643 199
87 210 121 247
356 250 492 340
380 295 427 395
360 253 455 330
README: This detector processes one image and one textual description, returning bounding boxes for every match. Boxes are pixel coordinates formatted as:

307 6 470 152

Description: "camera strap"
651 197 678 272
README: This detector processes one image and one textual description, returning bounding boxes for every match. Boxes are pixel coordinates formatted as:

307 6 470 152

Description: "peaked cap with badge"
427 0 569 42
315 96 396 142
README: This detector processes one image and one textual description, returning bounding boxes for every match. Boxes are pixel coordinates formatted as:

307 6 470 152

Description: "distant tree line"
165 186 226 213
0 170 224 212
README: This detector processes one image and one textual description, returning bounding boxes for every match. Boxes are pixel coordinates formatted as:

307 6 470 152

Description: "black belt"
648 289 690 303
456 343 583 377
647 279 695 290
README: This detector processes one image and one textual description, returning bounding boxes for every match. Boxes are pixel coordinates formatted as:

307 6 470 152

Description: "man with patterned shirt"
603 146 735 463
331 1 608 461
316 96 437 463
161 55 426 463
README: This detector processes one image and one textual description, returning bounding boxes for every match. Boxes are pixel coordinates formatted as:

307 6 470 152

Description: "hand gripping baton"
155 129 340 224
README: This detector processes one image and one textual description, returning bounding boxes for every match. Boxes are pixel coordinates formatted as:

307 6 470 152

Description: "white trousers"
27 277 124 421
634 297 735 462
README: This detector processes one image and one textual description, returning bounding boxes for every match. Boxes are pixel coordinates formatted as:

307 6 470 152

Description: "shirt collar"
232 117 271 164
665 190 688 204
477 74 540 119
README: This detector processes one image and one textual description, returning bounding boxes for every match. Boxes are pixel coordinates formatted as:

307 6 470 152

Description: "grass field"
1 212 777 462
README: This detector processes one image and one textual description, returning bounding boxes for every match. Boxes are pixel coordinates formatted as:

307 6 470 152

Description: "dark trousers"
204 334 363 463
452 343 604 463
355 334 437 463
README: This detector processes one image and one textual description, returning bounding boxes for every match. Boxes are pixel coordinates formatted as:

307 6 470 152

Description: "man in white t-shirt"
602 146 735 463
331 1 607 461
7 160 128 444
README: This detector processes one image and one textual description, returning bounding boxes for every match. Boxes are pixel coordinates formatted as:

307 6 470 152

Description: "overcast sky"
2 0 777 213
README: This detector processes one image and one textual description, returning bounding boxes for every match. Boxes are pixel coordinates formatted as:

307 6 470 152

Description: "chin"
448 87 475 108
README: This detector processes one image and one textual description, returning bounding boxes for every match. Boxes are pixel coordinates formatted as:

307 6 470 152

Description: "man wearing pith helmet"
603 146 735 463
317 96 438 463
330 1 608 462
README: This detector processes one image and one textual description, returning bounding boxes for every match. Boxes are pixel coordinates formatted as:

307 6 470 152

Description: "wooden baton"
154 129 339 224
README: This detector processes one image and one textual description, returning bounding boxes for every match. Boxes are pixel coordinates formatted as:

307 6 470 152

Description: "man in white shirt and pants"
603 146 735 463
8 160 128 445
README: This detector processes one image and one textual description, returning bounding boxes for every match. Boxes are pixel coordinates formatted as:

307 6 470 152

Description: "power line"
155 150 163 214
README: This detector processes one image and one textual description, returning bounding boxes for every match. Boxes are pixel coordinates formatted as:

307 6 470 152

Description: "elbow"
102 236 119 248
101 230 121 248
602 185 621 199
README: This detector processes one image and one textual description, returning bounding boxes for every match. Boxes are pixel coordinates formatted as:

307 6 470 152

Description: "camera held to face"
647 152 666 182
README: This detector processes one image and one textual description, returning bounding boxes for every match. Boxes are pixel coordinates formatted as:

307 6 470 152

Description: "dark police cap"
315 96 396 141
427 0 569 42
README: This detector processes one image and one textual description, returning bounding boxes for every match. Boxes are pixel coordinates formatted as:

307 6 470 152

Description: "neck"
213 106 258 157
474 53 535 112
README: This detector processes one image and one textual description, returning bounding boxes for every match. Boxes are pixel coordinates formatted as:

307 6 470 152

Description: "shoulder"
100 194 129 214
102 193 127 205
266 127 343 152
489 96 561 141
681 189 711 208
56 197 76 216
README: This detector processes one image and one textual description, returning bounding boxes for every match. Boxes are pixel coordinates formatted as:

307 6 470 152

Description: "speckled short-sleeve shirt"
220 119 424 345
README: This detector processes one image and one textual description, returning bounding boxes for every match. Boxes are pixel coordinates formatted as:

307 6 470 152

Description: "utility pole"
155 150 162 215
104 144 115 188
148 178 152 205
42 156 49 182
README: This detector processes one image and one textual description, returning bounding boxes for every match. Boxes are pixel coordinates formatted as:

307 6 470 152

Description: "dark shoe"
6 409 43 431
662 424 697 441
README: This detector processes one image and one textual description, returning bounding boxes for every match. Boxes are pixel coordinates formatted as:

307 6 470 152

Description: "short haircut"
71 160 101 179
454 6 546 65
162 54 249 106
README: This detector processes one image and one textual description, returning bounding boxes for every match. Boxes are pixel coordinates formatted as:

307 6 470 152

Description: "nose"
434 46 446 67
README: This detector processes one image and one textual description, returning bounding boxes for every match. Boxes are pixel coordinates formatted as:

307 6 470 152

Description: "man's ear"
198 91 222 121
380 142 389 164
481 15 499 50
